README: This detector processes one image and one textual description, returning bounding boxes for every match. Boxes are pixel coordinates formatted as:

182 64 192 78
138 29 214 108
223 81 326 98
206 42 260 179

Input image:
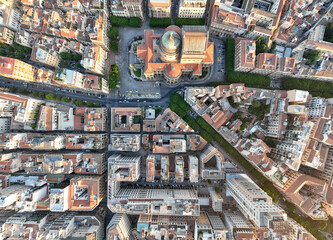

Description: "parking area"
206 36 226 82
117 26 162 99
216 42 225 73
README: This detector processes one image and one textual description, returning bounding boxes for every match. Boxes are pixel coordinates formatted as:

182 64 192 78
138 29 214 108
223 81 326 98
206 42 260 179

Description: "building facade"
178 0 207 19
111 0 145 19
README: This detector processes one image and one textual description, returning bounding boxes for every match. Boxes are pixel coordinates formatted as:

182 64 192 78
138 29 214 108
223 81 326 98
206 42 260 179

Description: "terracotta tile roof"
279 57 296 73
0 56 15 75
0 92 28 108
236 39 256 69
137 28 213 78
257 53 278 70
213 5 245 28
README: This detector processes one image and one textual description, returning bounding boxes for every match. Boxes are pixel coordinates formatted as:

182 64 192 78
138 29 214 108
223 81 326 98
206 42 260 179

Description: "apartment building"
81 45 107 75
0 92 43 130
108 154 141 182
200 145 225 179
252 53 278 75
0 1 21 31
109 134 141 152
146 155 155 182
107 213 132 240
189 155 199 182
226 174 287 228
111 0 145 19
148 0 171 18
69 175 106 211
0 26 15 44
89 11 109 50
0 56 37 82
178 0 207 19
209 2 247 37
234 39 256 72
108 187 200 216
111 108 142 132
30 45 60 68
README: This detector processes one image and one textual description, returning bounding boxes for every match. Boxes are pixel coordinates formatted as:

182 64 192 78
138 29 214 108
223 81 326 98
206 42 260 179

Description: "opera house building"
137 25 214 84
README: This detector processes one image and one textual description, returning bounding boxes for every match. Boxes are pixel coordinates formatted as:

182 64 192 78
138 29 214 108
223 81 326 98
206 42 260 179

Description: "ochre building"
137 25 214 85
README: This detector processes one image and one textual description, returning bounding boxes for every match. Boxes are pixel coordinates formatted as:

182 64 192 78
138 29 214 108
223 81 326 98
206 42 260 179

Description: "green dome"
160 30 181 53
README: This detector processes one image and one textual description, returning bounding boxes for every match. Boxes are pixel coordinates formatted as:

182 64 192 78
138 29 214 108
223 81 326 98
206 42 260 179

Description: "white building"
0 117 11 133
49 185 70 212
178 0 207 19
189 155 199 182
107 213 131 240
111 0 145 19
226 174 287 228
148 0 171 18
108 154 141 182
200 145 225 179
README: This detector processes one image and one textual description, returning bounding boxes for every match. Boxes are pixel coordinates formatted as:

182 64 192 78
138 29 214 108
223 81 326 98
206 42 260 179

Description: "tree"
73 54 82 61
281 78 333 98
61 96 71 102
17 89 29 94
109 27 119 39
110 16 128 26
256 36 267 55
33 91 39 97
304 50 322 65
149 18 172 27
252 100 261 108
128 17 141 27
61 61 69 67
110 41 119 52
46 93 55 100
56 96 62 101
75 100 85 106
268 41 277 53
109 64 119 89
9 87 17 93
110 16 141 27
226 38 235 73
30 123 37 129
87 101 95 107
60 52 72 60
75 63 82 68
38 92 45 99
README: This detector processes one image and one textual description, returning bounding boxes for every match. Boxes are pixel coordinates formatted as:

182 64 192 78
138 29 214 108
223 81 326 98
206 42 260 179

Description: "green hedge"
170 93 191 112
110 41 119 52
174 18 205 26
109 27 119 39
226 38 235 73
109 64 119 89
110 16 141 27
183 115 200 131
149 18 172 28
282 78 333 98
226 68 270 88
169 103 186 118
199 130 213 143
